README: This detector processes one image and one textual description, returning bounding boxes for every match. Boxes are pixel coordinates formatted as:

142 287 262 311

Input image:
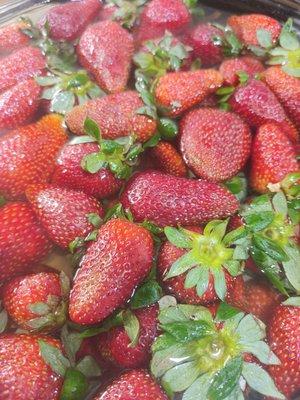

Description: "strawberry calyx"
216 71 250 111
106 0 148 29
211 23 244 57
0 301 8 334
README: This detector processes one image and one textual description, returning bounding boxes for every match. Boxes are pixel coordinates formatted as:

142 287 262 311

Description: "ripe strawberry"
154 69 223 116
263 66 300 131
180 108 251 182
65 91 157 142
0 46 46 94
26 184 104 249
134 0 190 46
69 218 154 325
227 14 281 47
38 0 100 41
149 141 187 177
250 123 298 193
0 334 63 400
0 114 67 200
96 304 159 368
93 369 168 400
229 79 299 143
267 303 300 398
0 202 52 282
120 171 239 226
0 78 41 130
98 4 117 21
77 21 134 93
0 22 30 53
219 56 265 86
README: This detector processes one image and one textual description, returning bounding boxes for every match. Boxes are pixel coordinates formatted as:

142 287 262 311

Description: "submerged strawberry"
219 56 264 86
0 22 30 53
149 141 187 177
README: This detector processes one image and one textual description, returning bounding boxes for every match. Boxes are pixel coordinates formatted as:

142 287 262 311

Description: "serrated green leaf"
283 296 300 306
81 152 106 174
236 314 265 343
195 268 210 297
70 135 97 145
51 91 75 114
130 280 162 309
143 133 161 148
272 191 288 217
165 250 199 279
152 332 178 352
252 233 288 262
86 213 102 228
35 75 61 86
256 29 273 48
244 211 274 232
84 117 101 141
184 266 204 289
164 227 193 248
282 245 300 291
216 302 242 322
158 304 212 325
160 320 214 343
223 226 248 246
224 260 241 276
162 361 200 392
28 302 50 316
182 373 211 400
151 344 192 378
212 268 226 301
39 340 70 376
122 309 140 348
242 340 280 365
60 325 83 366
76 355 101 378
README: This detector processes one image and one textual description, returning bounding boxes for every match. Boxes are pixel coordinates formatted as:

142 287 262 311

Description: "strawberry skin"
120 171 239 227
219 56 264 86
93 369 168 400
149 141 187 177
180 108 251 182
0 78 41 130
65 91 157 142
154 69 223 116
0 114 67 200
250 123 298 193
0 334 63 400
26 184 104 249
38 0 100 41
77 21 134 93
0 202 52 282
267 304 300 398
69 218 154 325
0 22 29 54
0 46 46 94
227 14 281 47
52 142 122 199
96 304 159 368
229 79 299 143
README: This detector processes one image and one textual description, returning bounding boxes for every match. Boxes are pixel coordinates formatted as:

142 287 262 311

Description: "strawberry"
229 79 299 143
0 78 41 130
154 69 223 116
38 0 100 41
77 21 134 93
98 4 117 21
227 14 281 47
219 56 265 86
0 202 52 282
120 171 239 227
250 123 298 193
134 0 190 46
96 304 159 368
180 108 251 182
93 369 168 400
267 302 300 399
69 218 154 325
65 91 157 142
0 334 63 400
0 114 67 200
26 184 104 249
2 271 69 332
149 141 187 177
0 46 46 94
263 66 300 131
0 22 30 54
51 141 122 199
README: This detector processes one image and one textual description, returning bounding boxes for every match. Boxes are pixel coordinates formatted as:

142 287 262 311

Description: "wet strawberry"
0 22 30 53
149 141 187 177
65 91 157 142
154 69 223 116
0 114 67 200
219 56 264 86
69 218 154 325
77 20 134 93
180 108 251 182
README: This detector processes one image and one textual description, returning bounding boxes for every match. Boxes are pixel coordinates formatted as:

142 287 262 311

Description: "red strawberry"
267 303 300 398
77 21 134 93
0 334 63 400
69 218 154 325
65 91 157 142
120 171 239 227
93 369 168 400
229 79 299 143
96 304 159 368
180 108 252 182
183 23 224 67
227 14 281 47
2 271 68 332
154 69 223 116
219 56 264 86
0 114 67 200
98 4 117 21
149 141 187 177
26 184 104 249
134 0 190 46
263 66 300 131
0 78 41 130
51 142 122 199
0 46 46 94
0 202 52 282
38 0 100 41
0 22 30 54
250 123 298 193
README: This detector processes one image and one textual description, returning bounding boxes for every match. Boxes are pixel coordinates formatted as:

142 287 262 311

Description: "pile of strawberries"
0 0 299 399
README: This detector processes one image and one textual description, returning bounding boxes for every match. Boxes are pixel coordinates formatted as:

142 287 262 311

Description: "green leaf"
164 227 193 249
184 266 205 289
236 314 265 344
35 75 60 86
279 19 300 50
0 309 8 334
78 312 123 338
252 233 288 262
81 152 105 174
68 236 85 254
28 302 50 316
165 251 199 279
216 302 241 322
152 332 178 352
242 341 280 365
244 211 274 232
70 135 97 145
256 29 273 48
283 296 300 306
212 268 226 301
84 118 101 141
203 219 228 239
223 226 247 246
122 309 140 348
237 71 249 85
160 320 214 343
151 344 192 378
76 355 101 378
38 340 70 376
272 191 288 217
158 304 212 325
162 361 200 392
282 245 300 291
182 373 211 400
86 213 102 228
224 260 241 276
130 280 162 309
224 173 247 201
51 91 75 114
60 368 89 400
60 326 83 366
158 118 178 140
143 133 161 148
195 268 210 297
